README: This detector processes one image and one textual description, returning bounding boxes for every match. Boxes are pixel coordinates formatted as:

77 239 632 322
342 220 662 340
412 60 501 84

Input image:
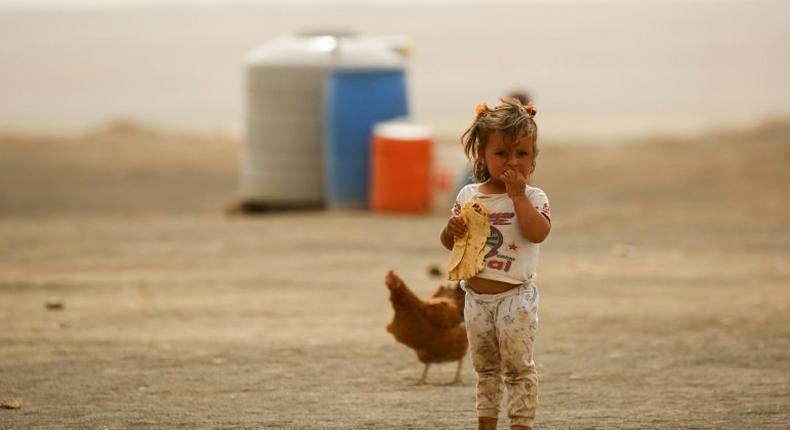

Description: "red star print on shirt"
508 243 518 251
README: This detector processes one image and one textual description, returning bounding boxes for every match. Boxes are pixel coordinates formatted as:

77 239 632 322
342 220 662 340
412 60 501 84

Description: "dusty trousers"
462 281 539 429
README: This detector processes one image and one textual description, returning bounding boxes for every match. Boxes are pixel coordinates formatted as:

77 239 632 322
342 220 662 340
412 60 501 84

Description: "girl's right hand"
445 216 468 239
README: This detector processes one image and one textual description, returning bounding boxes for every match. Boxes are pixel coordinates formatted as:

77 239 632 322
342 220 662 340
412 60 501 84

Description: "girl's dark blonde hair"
461 97 538 182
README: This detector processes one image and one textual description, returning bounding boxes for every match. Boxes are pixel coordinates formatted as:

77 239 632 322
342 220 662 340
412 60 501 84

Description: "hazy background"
2 2 789 429
1 0 789 141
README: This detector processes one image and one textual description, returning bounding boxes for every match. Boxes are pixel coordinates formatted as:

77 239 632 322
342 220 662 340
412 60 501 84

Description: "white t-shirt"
451 183 551 284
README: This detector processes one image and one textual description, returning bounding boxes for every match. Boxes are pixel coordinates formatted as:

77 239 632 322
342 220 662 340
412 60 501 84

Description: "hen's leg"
416 363 430 385
451 357 464 384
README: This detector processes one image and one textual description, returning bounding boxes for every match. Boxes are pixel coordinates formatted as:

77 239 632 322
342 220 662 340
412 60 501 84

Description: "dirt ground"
1 120 788 429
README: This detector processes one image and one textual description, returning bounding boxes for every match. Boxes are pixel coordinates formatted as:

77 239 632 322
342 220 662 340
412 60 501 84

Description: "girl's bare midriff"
468 276 522 294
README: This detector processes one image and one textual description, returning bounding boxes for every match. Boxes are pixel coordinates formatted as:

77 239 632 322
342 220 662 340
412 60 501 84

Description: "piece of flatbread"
447 199 491 280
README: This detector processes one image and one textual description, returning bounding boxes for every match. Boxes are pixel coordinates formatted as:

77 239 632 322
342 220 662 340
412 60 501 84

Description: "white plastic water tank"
240 32 407 208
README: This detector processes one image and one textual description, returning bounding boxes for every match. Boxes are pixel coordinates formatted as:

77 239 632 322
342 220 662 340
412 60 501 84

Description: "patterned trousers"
462 281 539 429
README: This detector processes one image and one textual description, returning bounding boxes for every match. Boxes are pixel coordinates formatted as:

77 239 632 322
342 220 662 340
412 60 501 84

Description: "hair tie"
474 103 487 115
526 101 537 117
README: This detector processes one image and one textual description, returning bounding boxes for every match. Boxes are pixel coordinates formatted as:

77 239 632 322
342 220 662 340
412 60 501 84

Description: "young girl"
440 98 551 430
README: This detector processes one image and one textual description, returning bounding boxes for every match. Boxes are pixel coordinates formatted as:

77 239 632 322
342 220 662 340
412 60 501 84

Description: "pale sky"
0 0 558 6
0 0 767 8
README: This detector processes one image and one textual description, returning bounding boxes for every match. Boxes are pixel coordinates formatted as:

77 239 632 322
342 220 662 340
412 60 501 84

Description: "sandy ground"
0 120 789 429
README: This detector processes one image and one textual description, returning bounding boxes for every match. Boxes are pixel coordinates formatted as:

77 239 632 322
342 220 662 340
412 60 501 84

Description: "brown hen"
385 270 468 384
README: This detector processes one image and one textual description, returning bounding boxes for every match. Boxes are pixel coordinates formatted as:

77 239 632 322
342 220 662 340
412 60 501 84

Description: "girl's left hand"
501 168 527 199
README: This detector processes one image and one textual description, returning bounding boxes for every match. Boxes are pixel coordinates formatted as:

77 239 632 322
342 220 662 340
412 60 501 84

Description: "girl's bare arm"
511 195 551 243
503 169 551 243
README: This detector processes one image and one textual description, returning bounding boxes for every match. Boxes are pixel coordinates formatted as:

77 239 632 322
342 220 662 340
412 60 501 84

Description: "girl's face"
482 131 535 185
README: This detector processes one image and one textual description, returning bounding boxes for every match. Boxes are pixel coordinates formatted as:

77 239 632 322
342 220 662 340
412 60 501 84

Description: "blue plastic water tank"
325 69 408 208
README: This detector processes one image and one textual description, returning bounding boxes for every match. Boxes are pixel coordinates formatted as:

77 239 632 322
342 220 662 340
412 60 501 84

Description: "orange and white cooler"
370 122 433 213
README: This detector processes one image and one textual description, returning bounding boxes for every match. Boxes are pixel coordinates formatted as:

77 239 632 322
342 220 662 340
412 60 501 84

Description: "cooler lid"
374 121 433 141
